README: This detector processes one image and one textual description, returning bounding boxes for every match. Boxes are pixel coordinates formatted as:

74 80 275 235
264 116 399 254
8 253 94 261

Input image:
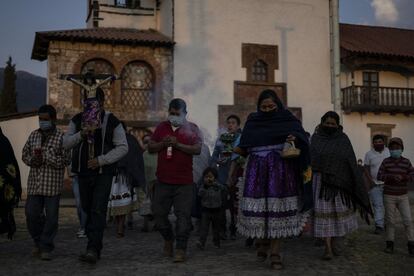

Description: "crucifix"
60 70 118 159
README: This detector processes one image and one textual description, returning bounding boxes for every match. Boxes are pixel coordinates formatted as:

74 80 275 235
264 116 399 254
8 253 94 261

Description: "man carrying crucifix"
63 82 128 264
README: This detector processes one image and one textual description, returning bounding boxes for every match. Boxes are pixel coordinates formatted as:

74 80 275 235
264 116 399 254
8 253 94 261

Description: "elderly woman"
311 111 372 260
235 90 312 270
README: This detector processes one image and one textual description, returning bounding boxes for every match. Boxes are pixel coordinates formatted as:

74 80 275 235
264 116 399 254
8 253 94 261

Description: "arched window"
121 61 155 110
81 59 115 107
252 59 268 82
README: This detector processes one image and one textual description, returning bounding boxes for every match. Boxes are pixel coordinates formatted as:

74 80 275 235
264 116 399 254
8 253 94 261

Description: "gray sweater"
198 182 226 209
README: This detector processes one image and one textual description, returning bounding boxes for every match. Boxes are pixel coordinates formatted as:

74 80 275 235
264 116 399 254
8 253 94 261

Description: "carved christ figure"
62 71 117 159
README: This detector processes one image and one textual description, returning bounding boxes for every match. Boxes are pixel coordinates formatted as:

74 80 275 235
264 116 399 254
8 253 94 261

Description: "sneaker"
77 229 87 239
173 249 186 263
79 250 98 264
374 227 384 235
40 252 52 261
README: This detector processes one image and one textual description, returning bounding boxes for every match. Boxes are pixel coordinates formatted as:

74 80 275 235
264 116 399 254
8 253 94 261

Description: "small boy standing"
377 137 414 256
197 167 226 250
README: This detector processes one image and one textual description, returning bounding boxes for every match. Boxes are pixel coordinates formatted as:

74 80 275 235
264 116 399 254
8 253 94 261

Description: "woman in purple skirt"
235 90 313 270
310 111 372 260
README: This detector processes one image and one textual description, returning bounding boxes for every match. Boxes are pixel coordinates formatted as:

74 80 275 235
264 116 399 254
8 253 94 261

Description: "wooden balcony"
342 85 414 114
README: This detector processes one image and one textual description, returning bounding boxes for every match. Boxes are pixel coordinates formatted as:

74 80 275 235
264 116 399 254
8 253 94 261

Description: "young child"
377 137 414 256
196 167 227 250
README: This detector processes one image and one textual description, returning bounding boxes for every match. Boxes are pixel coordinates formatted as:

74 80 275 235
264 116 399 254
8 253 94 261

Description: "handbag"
281 141 301 159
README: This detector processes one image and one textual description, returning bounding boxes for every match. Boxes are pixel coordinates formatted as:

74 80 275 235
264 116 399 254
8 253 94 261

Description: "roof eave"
341 48 414 60
31 33 49 61
31 32 175 61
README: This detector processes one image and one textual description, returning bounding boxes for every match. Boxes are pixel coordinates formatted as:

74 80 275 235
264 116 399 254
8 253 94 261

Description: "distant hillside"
0 68 46 113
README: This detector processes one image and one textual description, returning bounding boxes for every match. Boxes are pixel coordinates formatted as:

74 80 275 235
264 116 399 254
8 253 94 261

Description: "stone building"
32 0 338 144
32 23 174 133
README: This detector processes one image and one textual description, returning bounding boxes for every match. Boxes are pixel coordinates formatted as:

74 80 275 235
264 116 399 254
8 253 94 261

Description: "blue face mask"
390 149 403 158
39 120 53 131
168 114 185 127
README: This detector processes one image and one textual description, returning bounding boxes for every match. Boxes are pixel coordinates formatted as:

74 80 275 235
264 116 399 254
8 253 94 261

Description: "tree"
0 57 17 115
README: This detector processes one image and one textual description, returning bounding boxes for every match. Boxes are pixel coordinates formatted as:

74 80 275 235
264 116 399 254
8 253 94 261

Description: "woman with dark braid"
235 89 313 270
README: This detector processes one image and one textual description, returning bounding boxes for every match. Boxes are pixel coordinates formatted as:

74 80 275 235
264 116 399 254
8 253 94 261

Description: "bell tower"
86 0 159 29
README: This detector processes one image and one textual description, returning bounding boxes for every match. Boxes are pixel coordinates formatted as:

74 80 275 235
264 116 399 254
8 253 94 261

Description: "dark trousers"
25 195 60 252
199 208 221 246
78 174 113 254
153 181 193 250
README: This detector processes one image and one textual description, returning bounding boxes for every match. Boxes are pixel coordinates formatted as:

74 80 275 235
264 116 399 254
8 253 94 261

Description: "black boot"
408 241 414 257
384 241 394 254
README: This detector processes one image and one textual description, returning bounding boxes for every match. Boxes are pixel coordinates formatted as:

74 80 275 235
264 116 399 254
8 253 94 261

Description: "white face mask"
168 114 185 127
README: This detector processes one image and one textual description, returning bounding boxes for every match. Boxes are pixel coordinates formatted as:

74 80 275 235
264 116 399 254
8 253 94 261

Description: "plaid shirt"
22 128 70 196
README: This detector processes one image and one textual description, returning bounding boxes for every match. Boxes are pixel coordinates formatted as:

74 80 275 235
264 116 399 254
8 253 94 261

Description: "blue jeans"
369 185 385 228
72 176 87 230
25 195 60 252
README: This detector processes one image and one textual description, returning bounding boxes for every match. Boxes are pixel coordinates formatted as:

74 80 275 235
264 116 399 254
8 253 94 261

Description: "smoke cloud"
371 0 398 24
371 0 414 28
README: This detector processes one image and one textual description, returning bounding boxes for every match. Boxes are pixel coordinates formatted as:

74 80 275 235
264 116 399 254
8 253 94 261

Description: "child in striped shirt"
377 137 414 256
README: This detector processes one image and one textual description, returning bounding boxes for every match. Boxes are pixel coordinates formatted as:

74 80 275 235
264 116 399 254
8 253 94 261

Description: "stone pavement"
1 203 414 276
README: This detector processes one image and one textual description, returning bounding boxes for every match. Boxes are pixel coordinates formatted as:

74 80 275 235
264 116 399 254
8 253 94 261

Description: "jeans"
78 174 113 254
199 208 220 246
369 185 385 228
25 195 60 252
72 176 87 230
152 181 193 250
384 194 414 242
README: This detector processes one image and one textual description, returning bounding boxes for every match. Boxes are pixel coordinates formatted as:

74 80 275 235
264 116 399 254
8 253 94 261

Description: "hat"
388 137 404 149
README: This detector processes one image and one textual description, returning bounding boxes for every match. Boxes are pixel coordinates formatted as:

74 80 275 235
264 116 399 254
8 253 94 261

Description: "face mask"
373 144 385 152
390 149 402 159
322 125 337 135
168 115 185 127
39 120 53 131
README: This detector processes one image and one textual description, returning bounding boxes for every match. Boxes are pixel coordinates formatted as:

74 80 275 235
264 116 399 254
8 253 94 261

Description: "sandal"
257 251 268 262
270 254 284 270
322 251 333 260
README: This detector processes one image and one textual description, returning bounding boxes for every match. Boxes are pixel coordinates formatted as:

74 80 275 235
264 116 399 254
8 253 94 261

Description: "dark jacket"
63 111 128 176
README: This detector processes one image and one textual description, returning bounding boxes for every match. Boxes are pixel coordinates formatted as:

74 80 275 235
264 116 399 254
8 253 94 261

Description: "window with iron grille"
81 59 115 107
121 61 155 110
252 59 268 82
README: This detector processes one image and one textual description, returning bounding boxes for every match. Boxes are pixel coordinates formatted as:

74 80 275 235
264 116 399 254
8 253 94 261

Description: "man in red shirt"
149 98 202 263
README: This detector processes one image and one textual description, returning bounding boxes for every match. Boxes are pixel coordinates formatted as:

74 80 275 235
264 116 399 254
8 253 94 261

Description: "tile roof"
32 27 174 61
340 23 414 59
